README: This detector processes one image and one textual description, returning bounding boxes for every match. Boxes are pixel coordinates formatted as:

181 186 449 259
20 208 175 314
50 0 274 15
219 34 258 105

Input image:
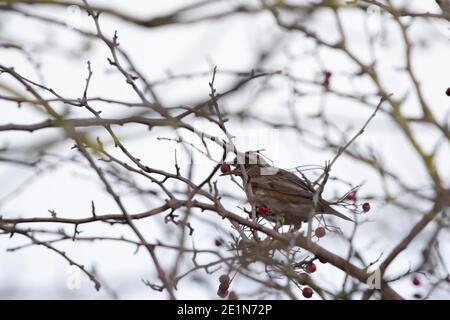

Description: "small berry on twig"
258 205 269 215
315 227 326 238
305 262 317 273
219 274 230 285
228 291 238 300
302 287 313 298
412 275 421 286
220 163 231 173
362 202 371 213
345 192 357 202
217 287 229 298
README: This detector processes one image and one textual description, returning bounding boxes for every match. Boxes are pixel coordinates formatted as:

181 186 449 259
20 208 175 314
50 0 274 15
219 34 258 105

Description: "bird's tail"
321 204 354 222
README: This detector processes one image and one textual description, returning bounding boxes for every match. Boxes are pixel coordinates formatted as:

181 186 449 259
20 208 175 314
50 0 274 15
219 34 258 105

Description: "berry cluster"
345 191 371 213
299 262 317 299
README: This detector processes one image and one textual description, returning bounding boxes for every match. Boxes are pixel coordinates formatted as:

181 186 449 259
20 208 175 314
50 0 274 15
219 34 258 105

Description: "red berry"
220 163 231 173
362 202 371 213
219 282 229 292
302 287 313 298
315 227 326 238
219 274 230 285
412 275 421 286
305 262 317 273
345 192 357 201
258 205 269 215
228 291 238 300
217 287 229 298
446 87 450 96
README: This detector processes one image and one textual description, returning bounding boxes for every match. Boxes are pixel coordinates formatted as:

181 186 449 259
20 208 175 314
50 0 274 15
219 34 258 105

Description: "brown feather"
229 163 353 224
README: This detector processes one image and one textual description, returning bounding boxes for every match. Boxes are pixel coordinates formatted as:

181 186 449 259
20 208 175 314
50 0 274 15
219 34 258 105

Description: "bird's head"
220 152 272 177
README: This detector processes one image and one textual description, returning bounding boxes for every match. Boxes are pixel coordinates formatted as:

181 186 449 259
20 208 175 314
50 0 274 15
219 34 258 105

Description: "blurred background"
0 0 449 299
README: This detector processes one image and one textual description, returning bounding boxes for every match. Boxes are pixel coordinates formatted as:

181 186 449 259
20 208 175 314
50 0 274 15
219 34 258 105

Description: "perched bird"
221 153 352 226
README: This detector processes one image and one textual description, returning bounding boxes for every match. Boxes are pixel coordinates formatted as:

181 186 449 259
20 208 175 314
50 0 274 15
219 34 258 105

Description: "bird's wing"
278 169 315 192
250 173 313 198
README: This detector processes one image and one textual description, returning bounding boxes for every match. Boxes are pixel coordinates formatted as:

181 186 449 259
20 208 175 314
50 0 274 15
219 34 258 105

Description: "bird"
221 152 353 226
